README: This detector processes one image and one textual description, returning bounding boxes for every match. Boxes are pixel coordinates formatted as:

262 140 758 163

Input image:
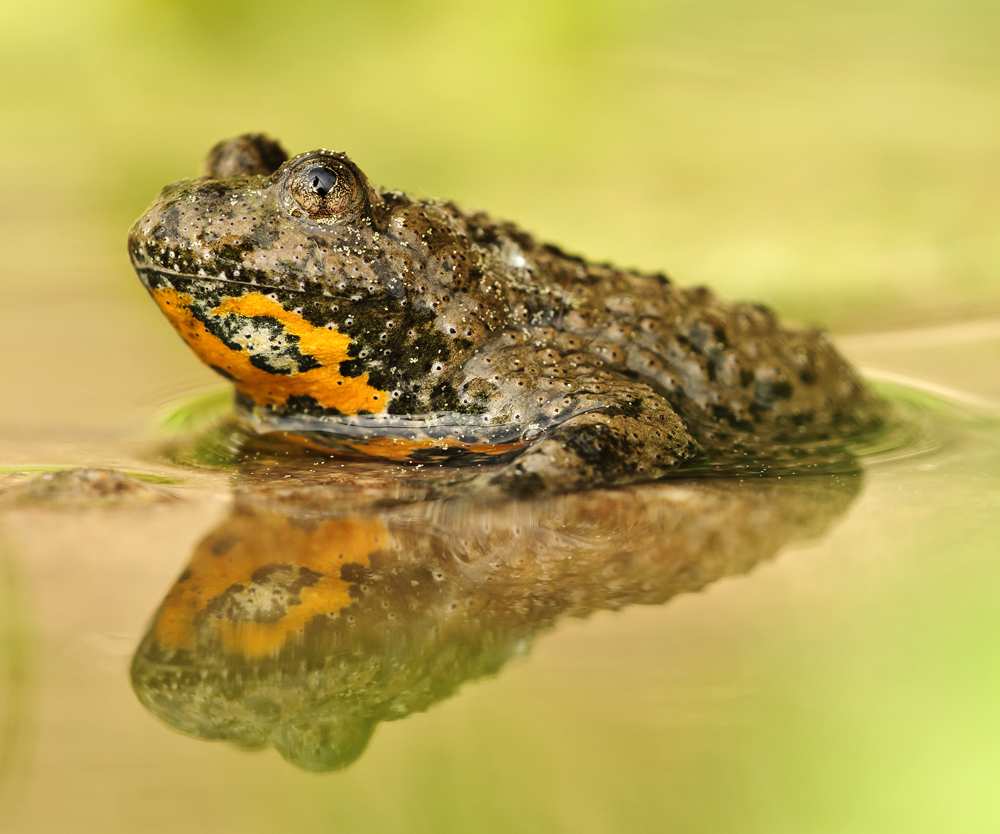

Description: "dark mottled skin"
128 135 885 493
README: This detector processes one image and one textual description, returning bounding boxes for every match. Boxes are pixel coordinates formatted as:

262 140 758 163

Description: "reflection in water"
131 470 861 771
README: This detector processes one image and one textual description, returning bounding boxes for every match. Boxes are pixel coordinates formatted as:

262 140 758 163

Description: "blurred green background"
4 0 1000 439
3 0 1000 331
3 3 1000 832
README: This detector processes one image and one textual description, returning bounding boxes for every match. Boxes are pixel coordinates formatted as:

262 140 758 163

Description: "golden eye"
286 156 365 221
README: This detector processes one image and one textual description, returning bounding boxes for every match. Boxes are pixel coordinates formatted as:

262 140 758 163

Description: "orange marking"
150 510 387 658
272 431 527 462
150 287 387 415
340 435 528 461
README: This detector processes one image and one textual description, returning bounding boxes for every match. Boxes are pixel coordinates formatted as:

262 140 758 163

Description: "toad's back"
128 135 885 492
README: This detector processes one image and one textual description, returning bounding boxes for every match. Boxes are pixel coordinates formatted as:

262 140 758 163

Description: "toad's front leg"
478 396 699 497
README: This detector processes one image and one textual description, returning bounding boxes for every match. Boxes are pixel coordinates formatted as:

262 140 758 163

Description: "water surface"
2 3 1000 828
2 319 999 833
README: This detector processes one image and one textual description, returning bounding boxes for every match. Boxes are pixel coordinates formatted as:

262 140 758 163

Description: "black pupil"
307 166 338 197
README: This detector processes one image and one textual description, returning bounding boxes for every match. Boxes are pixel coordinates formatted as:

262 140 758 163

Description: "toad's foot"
475 405 699 497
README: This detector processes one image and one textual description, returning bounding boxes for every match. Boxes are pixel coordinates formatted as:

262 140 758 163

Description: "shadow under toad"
131 465 861 772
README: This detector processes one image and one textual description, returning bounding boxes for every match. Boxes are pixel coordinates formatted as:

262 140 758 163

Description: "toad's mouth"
129 250 351 301
132 261 269 293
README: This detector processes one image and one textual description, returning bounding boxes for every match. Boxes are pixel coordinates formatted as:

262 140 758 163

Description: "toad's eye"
307 166 338 197
285 155 367 221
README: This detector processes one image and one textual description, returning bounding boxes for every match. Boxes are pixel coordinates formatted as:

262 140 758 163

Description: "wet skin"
128 135 886 492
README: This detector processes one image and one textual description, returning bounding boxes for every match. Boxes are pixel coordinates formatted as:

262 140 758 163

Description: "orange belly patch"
341 435 528 461
150 510 387 658
150 287 388 415
271 432 529 462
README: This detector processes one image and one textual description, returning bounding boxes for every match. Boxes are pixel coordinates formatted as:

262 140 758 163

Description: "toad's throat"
149 287 388 415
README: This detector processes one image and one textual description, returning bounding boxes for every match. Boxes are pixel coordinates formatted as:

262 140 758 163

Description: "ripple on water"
146 368 1000 482
853 370 1000 469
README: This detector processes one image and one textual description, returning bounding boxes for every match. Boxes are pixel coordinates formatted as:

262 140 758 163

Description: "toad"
128 134 885 493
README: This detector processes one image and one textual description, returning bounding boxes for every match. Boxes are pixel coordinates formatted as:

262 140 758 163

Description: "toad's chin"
145 285 391 416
